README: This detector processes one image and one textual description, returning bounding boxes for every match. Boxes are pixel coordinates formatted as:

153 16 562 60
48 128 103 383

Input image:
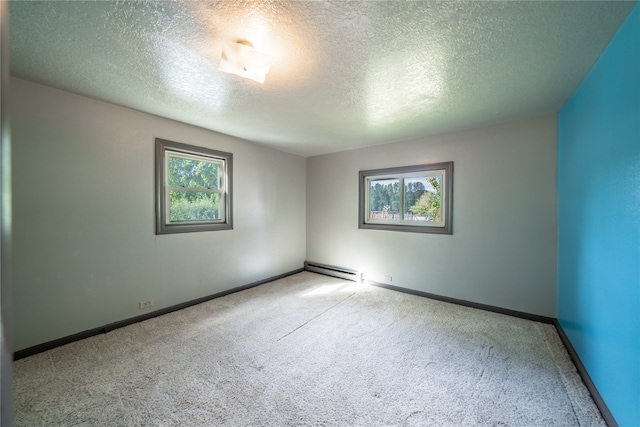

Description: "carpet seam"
277 292 356 342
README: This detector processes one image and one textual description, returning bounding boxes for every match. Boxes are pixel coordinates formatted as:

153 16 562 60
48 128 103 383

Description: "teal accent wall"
558 4 639 426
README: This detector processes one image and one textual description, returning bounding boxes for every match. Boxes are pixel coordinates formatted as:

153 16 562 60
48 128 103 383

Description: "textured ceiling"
9 1 636 157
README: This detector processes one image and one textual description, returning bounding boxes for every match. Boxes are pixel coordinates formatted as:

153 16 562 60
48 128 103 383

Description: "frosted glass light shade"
218 41 275 83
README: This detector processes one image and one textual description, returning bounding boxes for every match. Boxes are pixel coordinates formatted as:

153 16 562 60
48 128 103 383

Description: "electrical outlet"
139 300 153 309
384 275 392 282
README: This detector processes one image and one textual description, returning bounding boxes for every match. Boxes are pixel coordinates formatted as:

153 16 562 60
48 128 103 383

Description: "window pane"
405 174 443 223
169 191 220 222
359 162 452 234
156 138 233 234
168 154 220 190
403 177 427 218
368 178 400 220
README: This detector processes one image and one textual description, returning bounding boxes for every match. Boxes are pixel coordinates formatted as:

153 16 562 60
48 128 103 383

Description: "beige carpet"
14 272 604 426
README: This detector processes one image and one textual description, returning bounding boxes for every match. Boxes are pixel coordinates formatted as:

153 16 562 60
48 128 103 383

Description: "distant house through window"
155 138 233 234
359 162 453 234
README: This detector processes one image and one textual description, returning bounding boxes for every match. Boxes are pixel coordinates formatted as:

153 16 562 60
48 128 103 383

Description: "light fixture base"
219 40 274 83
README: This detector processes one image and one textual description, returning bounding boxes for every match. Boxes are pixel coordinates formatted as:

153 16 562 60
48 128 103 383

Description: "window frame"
155 138 233 235
358 162 453 234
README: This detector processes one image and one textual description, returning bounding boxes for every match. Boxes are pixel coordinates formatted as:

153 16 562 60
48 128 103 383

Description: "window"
155 138 232 234
359 162 453 234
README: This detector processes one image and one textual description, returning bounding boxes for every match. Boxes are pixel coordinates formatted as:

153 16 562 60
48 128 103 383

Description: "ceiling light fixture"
218 40 275 84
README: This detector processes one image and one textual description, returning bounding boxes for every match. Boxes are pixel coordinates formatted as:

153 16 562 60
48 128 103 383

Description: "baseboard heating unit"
304 261 362 282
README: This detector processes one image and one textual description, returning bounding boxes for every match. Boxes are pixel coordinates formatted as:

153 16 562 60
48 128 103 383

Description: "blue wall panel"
558 4 639 426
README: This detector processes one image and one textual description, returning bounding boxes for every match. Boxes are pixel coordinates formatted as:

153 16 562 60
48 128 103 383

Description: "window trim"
155 138 233 234
358 162 453 234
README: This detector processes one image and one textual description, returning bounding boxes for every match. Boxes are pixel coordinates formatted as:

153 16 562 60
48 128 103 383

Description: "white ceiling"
9 1 636 157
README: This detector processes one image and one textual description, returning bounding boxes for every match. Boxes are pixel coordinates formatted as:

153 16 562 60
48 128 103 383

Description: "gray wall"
307 115 557 317
11 78 306 351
